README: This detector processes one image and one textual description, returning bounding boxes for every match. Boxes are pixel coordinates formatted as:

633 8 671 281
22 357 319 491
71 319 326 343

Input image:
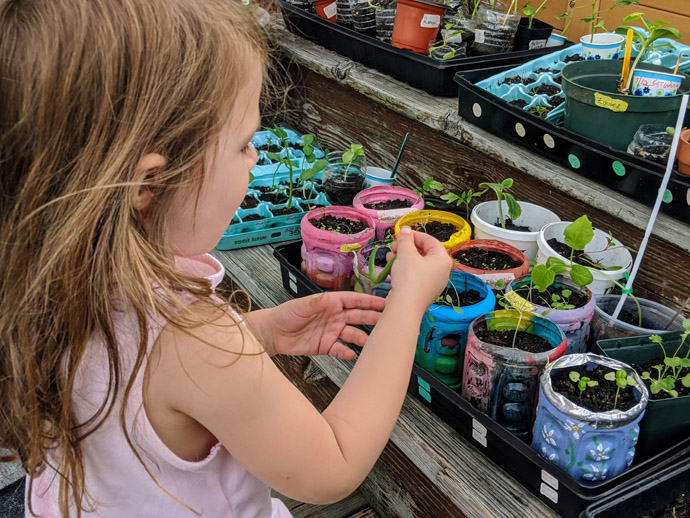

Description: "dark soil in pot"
453 248 522 270
500 75 535 86
549 95 565 108
310 215 369 234
260 192 289 205
547 238 606 269
364 198 414 210
563 54 584 63
412 221 458 242
642 493 690 518
256 143 282 153
242 214 265 222
634 358 690 400
530 84 560 96
323 175 365 206
535 67 559 75
430 42 467 60
637 145 670 165
513 284 589 309
551 364 637 412
272 206 302 216
438 286 482 307
475 329 552 353
257 156 272 166
509 99 528 109
241 196 259 209
551 75 562 85
494 218 532 232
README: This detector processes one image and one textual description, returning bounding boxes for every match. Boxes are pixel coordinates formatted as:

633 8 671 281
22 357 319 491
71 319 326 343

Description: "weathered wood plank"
211 246 560 518
272 487 373 518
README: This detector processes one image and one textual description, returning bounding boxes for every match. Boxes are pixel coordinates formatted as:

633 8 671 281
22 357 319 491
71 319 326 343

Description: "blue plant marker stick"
391 132 410 179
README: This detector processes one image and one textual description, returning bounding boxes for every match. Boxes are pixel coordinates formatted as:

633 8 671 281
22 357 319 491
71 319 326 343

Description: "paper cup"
364 167 395 188
579 33 624 60
631 68 683 97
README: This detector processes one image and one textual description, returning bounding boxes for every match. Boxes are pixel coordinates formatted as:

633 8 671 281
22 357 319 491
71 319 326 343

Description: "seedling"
555 0 638 40
604 369 637 409
522 0 548 29
341 143 366 180
428 22 464 60
569 371 599 398
429 281 464 319
478 178 521 230
641 320 690 398
528 104 551 119
353 244 395 294
413 177 485 221
615 15 682 93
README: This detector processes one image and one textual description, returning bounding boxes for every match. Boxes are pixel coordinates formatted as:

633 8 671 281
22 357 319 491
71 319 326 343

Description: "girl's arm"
147 228 451 504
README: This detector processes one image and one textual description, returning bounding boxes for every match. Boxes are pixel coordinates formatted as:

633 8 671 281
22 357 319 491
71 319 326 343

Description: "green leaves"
604 369 636 389
478 178 521 229
505 193 522 221
564 215 594 251
570 264 594 287
532 264 555 293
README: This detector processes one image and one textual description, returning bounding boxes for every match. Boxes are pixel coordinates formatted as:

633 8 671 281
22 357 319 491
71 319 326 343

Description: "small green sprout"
569 371 599 398
478 178 521 230
604 369 636 409
640 323 690 398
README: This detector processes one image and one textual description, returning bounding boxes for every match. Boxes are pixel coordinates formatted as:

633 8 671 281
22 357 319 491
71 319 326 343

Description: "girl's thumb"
396 226 414 253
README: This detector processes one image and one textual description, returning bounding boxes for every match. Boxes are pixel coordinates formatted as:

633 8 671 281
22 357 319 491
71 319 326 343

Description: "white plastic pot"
471 201 561 261
536 222 633 295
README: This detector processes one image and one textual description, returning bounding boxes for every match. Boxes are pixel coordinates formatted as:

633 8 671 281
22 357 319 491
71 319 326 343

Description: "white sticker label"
529 39 547 50
323 1 337 19
479 272 515 290
472 418 487 437
474 29 485 44
377 207 419 223
540 482 559 503
420 14 440 28
289 280 297 294
472 428 488 447
541 469 559 490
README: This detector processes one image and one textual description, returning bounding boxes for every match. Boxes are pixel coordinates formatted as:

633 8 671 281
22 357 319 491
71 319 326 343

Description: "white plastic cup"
545 32 566 48
364 167 395 188
631 68 683 97
579 33 624 60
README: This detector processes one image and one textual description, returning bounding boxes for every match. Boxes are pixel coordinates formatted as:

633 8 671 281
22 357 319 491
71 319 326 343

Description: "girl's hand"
255 292 385 360
387 227 452 313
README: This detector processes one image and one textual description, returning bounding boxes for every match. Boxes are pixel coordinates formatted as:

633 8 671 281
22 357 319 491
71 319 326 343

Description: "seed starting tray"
216 128 329 250
272 239 690 518
278 0 572 97
454 44 690 223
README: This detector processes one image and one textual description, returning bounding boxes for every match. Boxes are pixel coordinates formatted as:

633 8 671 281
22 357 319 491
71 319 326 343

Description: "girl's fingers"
339 326 370 348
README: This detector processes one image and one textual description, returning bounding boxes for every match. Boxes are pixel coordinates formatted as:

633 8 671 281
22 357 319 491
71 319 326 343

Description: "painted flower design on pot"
564 419 586 440
582 463 608 481
541 445 559 463
586 440 612 462
542 423 558 446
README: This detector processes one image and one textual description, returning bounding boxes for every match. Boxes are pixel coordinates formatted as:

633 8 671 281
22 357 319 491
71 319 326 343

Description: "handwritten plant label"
594 92 628 113
631 72 681 97
504 291 537 313
474 29 485 44
323 1 337 19
420 14 440 28
529 39 547 50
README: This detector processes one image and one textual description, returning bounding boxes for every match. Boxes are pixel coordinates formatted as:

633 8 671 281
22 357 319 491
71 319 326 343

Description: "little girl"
0 1 452 517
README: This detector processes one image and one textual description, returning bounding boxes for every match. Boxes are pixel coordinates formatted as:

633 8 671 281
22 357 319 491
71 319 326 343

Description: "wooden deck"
273 489 380 518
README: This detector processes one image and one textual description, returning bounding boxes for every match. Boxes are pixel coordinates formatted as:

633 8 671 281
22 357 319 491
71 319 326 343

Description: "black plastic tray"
272 239 690 518
278 0 571 97
580 456 690 517
454 69 690 222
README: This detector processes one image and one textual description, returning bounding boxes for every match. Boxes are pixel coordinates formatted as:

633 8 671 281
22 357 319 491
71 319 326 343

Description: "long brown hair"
0 0 267 515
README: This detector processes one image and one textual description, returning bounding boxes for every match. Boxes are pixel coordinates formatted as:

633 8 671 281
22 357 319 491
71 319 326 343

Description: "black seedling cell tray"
278 0 571 97
272 239 690 518
454 69 690 222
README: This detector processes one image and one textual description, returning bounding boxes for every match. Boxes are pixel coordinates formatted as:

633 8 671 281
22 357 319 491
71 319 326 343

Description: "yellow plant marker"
504 291 537 313
594 93 628 113
340 243 363 253
621 28 634 86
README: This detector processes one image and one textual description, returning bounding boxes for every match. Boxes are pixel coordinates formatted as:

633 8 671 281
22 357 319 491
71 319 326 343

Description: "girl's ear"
131 153 167 212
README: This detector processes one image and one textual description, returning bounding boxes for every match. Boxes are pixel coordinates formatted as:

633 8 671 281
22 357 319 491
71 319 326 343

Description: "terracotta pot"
448 239 529 291
391 0 447 54
353 185 424 240
313 0 337 21
300 206 375 290
676 128 690 175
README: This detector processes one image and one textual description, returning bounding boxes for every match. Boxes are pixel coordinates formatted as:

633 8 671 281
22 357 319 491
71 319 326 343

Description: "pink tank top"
27 254 292 518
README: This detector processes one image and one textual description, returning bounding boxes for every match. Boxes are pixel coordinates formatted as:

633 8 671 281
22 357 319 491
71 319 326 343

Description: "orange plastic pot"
676 128 690 175
448 239 529 291
391 0 447 54
313 0 337 21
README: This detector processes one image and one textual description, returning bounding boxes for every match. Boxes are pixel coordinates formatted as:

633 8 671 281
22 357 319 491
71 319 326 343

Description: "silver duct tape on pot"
541 353 649 430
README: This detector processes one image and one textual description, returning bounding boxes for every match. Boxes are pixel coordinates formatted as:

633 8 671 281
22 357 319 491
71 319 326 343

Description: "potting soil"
551 364 637 412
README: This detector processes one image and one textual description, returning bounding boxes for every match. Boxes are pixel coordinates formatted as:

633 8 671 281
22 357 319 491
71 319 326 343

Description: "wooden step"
272 488 380 518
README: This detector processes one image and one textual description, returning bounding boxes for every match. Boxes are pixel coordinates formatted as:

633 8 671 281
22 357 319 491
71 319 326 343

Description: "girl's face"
167 67 262 257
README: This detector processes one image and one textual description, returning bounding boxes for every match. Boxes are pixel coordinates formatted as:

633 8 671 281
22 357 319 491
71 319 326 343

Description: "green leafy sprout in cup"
341 143 366 180
604 369 637 409
522 0 548 29
478 178 521 230
569 370 599 398
413 177 486 221
428 22 464 60
641 320 690 398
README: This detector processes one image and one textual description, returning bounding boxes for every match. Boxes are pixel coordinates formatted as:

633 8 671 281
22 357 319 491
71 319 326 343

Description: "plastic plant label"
340 243 363 253
471 418 487 448
540 482 559 503
529 39 546 50
594 92 628 113
420 14 440 28
504 291 537 313
474 29 485 43
323 1 337 19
